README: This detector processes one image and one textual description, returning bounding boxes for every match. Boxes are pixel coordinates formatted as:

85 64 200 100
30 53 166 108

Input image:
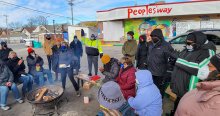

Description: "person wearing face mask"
128 70 162 116
51 39 62 81
170 31 216 115
43 34 55 71
0 42 13 62
136 35 148 70
122 31 137 65
84 34 103 76
116 56 136 100
58 42 80 97
7 51 33 97
26 47 54 86
70 35 83 75
147 29 174 98
175 53 220 116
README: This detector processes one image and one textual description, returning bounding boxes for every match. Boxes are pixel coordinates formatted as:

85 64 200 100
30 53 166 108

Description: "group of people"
96 29 220 116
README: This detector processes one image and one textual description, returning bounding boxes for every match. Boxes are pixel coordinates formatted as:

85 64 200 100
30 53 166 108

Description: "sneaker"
76 91 81 97
17 99 24 104
88 73 92 76
1 106 10 111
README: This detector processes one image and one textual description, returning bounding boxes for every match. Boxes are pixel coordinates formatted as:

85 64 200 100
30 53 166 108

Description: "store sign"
128 5 173 18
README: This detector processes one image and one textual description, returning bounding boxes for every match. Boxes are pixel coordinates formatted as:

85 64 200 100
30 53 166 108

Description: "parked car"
24 39 35 47
169 29 220 53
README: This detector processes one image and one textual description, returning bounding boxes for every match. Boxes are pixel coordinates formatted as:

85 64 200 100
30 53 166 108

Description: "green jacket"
82 37 103 53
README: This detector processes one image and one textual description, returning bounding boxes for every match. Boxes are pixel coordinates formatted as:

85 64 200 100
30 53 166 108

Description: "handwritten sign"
128 5 172 18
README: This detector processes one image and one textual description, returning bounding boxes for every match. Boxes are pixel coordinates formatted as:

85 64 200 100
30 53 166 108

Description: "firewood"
35 88 48 102
43 96 53 102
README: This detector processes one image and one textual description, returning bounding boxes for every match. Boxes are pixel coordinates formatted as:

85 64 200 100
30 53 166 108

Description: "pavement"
0 44 173 116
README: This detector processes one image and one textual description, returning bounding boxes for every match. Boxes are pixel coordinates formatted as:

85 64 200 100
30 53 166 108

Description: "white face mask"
135 79 139 85
197 65 210 80
186 45 194 51
31 53 35 57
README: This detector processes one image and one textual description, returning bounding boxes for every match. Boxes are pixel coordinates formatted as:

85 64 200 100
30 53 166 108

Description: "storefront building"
97 0 220 42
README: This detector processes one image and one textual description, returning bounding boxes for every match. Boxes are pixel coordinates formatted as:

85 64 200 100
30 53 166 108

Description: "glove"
100 53 103 58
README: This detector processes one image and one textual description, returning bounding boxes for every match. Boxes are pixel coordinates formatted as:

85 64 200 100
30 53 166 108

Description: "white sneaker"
76 91 81 97
17 99 24 104
1 106 10 111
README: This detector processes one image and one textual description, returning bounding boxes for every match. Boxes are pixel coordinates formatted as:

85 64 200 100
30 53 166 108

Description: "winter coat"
175 80 220 116
102 58 120 83
70 40 83 57
136 42 148 69
0 63 14 86
7 57 26 83
128 70 162 116
51 45 60 72
58 48 77 69
116 65 136 100
0 48 13 62
26 55 44 74
171 31 216 97
43 39 55 56
122 40 137 64
147 30 174 77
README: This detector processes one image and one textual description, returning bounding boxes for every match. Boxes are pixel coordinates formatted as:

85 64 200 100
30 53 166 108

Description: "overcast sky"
0 0 193 27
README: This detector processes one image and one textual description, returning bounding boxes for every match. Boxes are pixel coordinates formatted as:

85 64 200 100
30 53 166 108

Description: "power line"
0 1 81 21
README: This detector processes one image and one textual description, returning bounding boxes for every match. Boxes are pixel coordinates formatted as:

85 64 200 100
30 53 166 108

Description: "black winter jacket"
0 48 12 62
136 42 148 69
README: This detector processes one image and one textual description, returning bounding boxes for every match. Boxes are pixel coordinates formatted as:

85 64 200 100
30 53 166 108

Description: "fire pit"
26 85 64 116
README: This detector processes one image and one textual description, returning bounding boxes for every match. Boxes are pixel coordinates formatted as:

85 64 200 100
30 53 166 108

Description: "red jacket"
116 66 136 100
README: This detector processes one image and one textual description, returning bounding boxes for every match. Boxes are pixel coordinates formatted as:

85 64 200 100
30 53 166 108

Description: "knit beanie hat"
101 54 111 65
127 31 134 36
210 53 220 72
27 47 34 54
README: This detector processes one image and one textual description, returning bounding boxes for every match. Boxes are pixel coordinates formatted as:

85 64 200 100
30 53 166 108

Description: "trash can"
33 41 42 48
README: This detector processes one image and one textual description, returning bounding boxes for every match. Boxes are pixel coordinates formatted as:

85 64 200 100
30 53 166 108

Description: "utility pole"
53 20 56 34
3 15 9 41
67 0 74 25
135 0 137 6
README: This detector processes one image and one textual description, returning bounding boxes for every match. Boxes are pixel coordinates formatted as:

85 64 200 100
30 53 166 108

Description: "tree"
8 22 23 29
26 16 48 27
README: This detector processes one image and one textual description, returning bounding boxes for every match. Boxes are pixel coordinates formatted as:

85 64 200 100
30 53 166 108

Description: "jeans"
19 74 33 95
47 55 52 70
87 55 98 75
33 69 54 86
0 83 21 107
60 67 79 91
73 56 80 75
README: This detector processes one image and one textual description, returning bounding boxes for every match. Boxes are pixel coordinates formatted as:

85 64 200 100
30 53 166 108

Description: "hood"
150 29 164 40
189 31 207 47
135 70 153 88
139 35 147 43
201 41 216 51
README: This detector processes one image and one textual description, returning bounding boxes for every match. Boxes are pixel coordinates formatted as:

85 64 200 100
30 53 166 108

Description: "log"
35 88 48 102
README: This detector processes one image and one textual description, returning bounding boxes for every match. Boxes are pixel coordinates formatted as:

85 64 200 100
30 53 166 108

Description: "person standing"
175 53 220 116
52 39 61 81
99 54 120 83
7 51 33 97
147 29 174 98
116 56 136 100
43 34 55 71
170 31 216 115
70 35 83 75
58 42 80 96
0 60 23 111
136 35 148 70
26 48 54 86
84 34 103 76
122 31 137 65
0 42 12 62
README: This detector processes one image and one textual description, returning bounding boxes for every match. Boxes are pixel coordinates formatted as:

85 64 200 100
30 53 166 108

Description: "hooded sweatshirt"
171 31 216 97
147 29 174 76
175 80 220 116
128 70 162 116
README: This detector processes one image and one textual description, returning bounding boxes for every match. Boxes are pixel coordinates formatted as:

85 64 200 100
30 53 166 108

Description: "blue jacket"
128 70 162 116
70 40 83 57
58 48 78 69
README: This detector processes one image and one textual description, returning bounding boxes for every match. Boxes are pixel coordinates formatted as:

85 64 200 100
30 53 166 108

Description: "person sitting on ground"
7 51 33 97
26 47 53 86
58 42 80 96
175 53 220 116
0 60 23 111
97 81 135 116
99 54 120 83
128 70 162 116
0 42 13 62
52 39 62 81
116 56 136 100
